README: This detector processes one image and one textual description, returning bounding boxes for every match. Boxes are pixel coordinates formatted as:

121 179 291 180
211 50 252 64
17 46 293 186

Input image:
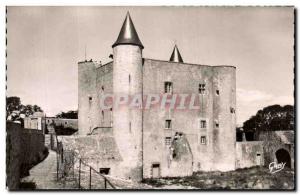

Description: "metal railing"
55 139 115 189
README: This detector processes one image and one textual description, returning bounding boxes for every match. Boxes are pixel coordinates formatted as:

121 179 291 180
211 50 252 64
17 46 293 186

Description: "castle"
78 12 238 181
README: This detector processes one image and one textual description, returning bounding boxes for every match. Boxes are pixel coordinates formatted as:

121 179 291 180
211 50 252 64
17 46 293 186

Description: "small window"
199 84 205 94
89 96 92 101
230 107 235 113
129 122 131 133
216 90 220 95
165 120 172 129
200 136 206 145
102 111 104 120
200 120 206 128
164 82 173 93
129 74 131 84
65 121 67 125
165 137 172 146
215 122 219 128
101 86 104 91
99 168 110 175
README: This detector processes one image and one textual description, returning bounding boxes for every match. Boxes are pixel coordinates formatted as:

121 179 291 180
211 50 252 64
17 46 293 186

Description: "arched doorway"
275 149 291 168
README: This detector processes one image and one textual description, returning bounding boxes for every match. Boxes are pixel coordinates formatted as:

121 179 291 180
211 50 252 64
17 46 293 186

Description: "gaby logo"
269 162 286 174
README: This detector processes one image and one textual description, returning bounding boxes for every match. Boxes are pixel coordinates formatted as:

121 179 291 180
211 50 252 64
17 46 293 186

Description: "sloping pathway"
21 150 77 189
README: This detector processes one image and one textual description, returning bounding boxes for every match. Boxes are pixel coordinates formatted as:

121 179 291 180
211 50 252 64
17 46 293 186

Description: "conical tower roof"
112 12 144 49
169 45 183 63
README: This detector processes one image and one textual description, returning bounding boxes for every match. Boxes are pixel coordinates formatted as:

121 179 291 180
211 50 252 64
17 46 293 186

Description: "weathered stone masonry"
78 12 238 181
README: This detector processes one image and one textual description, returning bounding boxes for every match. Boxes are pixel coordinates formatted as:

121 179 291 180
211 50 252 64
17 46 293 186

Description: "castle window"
165 137 172 146
164 82 173 93
102 111 104 121
89 96 92 101
230 107 235 114
215 122 219 128
165 120 172 129
200 136 206 145
216 90 220 95
101 86 104 91
129 122 131 133
65 121 67 125
99 168 110 175
200 120 206 128
129 74 131 84
199 84 205 94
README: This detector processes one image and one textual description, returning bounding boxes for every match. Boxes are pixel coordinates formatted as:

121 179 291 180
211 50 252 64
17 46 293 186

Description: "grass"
142 166 294 190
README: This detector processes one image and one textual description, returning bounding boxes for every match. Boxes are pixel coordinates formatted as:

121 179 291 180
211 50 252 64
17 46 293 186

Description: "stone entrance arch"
275 148 291 168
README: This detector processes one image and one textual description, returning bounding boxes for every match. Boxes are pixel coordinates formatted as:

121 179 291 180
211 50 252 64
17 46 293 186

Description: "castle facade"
78 12 237 181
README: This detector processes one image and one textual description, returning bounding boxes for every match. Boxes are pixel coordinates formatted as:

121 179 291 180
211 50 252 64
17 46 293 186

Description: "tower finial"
169 44 184 63
112 12 144 49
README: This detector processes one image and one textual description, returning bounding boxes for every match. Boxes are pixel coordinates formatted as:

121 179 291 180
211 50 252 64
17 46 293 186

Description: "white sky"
6 6 294 125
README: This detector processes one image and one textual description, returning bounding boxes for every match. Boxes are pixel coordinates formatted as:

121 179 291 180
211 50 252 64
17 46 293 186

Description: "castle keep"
78 12 237 181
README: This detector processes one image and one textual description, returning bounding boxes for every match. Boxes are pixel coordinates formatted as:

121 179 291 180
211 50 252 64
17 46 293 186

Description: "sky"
7 6 294 125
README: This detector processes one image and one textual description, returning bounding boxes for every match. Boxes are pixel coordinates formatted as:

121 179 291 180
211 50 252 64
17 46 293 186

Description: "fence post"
56 151 59 180
89 166 92 189
104 178 107 189
78 159 81 189
73 153 75 179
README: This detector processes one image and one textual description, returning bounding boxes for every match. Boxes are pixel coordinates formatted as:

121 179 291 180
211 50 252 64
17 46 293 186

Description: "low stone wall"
258 131 294 169
6 122 47 190
236 141 264 169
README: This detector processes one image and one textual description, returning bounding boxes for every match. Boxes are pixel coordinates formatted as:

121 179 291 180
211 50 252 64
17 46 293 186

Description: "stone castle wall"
142 59 236 178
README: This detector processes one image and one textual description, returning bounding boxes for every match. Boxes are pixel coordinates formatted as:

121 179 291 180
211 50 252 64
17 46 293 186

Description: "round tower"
112 12 143 181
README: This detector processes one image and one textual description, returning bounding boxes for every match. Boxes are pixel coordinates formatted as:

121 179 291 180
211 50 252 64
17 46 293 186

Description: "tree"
6 96 43 121
6 96 21 119
243 104 294 133
56 110 78 119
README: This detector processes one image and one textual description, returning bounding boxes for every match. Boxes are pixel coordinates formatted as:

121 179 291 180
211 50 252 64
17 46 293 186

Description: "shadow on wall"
6 122 48 190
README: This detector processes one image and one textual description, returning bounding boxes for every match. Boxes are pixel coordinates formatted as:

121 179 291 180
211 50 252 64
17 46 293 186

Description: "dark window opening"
101 86 104 91
199 84 205 94
129 74 131 84
129 122 131 133
165 120 172 129
89 96 92 101
230 107 235 113
152 164 160 168
257 153 261 156
165 137 171 145
215 122 219 128
99 168 110 175
216 90 220 95
200 120 206 128
164 82 173 93
200 136 206 145
65 122 67 125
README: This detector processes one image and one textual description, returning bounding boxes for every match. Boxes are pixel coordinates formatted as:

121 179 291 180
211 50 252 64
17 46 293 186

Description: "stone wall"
142 59 236 178
258 131 294 169
236 141 264 169
6 122 47 190
46 118 78 130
